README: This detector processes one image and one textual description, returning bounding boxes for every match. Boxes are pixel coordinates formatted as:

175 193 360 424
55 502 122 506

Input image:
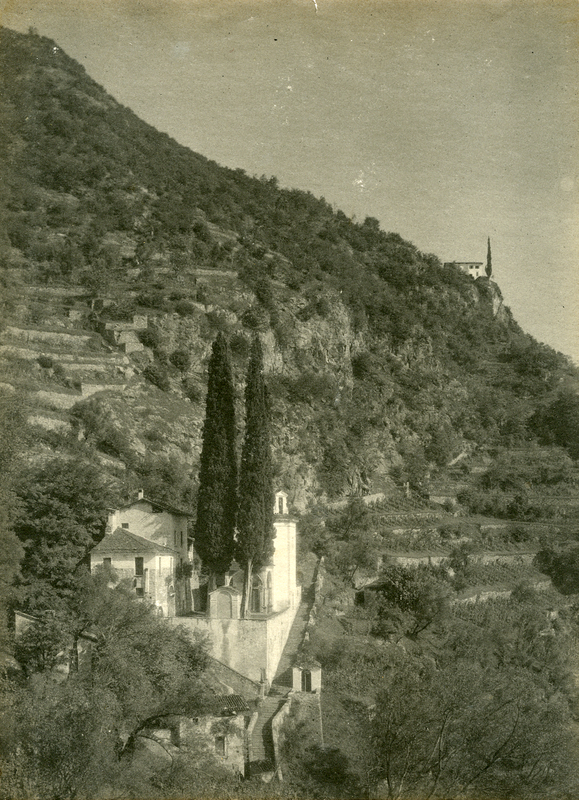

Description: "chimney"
137 488 144 500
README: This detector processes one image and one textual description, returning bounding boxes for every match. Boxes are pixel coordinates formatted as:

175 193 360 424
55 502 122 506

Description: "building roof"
114 495 193 518
91 527 179 556
210 695 250 715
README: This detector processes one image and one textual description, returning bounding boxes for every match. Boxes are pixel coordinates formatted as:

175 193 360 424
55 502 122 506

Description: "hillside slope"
0 26 577 511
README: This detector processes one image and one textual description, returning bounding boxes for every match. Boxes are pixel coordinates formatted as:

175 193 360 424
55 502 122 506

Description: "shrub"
143 364 170 391
229 332 250 359
169 349 191 372
175 299 196 317
99 425 133 461
509 524 534 543
284 372 336 404
206 310 231 333
195 284 209 307
37 355 53 369
155 349 169 366
136 290 165 309
138 327 163 350
241 306 269 331
192 220 212 243
273 319 293 349
316 297 332 317
52 363 67 383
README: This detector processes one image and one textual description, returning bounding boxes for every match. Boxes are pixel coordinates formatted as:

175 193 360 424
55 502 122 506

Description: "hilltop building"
444 238 493 280
443 261 484 278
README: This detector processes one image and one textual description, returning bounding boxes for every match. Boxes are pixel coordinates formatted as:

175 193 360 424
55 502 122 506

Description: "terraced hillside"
1 24 579 559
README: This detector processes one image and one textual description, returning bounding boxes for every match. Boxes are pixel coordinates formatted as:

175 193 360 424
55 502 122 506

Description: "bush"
241 306 269 331
136 290 166 309
143 364 170 391
37 355 53 369
229 332 250 359
138 327 163 350
52 363 67 383
175 299 196 317
195 284 209 307
206 310 231 333
155 349 169 366
284 372 336 404
509 524 534 543
315 297 332 317
169 349 191 372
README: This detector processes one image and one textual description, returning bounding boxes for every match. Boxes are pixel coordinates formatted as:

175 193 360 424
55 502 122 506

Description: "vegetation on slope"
1 25 578 510
2 26 579 800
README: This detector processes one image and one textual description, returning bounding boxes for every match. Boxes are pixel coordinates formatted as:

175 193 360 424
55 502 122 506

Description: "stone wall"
169 602 299 684
206 658 261 699
34 390 81 410
178 714 246 777
5 326 95 349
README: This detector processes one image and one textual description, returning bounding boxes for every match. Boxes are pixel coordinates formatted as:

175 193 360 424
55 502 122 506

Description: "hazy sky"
2 0 578 361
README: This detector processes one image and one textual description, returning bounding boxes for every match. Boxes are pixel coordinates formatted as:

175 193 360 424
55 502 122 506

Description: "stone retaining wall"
34 390 81 410
5 326 95 349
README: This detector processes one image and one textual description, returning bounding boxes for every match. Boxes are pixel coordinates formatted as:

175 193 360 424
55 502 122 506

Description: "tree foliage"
2 571 210 800
531 389 579 459
194 333 237 579
370 657 575 799
13 457 114 612
237 337 274 616
371 565 451 638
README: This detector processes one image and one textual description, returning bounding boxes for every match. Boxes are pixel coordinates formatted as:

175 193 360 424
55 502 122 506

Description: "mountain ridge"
0 25 577 511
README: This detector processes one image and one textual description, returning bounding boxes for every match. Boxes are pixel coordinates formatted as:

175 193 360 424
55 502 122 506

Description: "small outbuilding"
292 656 322 694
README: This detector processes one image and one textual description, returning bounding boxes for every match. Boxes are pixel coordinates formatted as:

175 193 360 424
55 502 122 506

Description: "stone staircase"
249 580 316 775
250 694 285 769
272 583 315 691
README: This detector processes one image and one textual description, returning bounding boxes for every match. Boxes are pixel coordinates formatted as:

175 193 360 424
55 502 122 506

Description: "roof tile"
91 527 178 556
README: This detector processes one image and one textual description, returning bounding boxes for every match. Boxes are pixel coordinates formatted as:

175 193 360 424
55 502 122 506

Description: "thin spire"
486 237 492 278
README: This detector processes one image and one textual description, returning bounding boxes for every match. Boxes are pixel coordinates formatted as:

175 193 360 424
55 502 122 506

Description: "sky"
1 0 578 362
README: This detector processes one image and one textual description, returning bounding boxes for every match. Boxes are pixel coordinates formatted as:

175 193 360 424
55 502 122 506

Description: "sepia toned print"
0 1 578 798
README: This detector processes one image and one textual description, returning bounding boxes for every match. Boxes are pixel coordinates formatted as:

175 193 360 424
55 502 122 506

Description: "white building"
89 490 194 616
171 491 302 684
444 261 485 279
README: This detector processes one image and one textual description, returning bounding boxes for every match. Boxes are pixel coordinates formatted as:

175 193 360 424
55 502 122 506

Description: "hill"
1 25 578 514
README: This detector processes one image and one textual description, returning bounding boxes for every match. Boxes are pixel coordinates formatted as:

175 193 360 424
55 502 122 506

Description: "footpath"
249 581 315 774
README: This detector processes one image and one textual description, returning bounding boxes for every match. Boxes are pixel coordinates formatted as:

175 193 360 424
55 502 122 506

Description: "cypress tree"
237 336 274 618
486 236 493 278
194 333 237 587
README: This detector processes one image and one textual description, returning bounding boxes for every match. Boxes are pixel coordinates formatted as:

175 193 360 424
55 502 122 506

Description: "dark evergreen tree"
486 236 492 277
237 336 274 617
194 333 237 586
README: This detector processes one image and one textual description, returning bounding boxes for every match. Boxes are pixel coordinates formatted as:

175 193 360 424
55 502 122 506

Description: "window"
103 557 111 568
180 531 184 547
134 557 144 597
278 496 284 514
215 735 226 756
250 575 263 613
122 523 129 529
